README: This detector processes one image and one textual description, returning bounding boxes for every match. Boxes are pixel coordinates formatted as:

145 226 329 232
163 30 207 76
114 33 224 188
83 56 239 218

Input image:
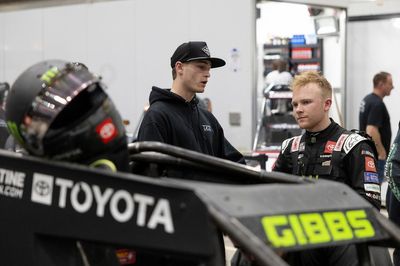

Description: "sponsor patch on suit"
364 183 380 193
364 172 379 184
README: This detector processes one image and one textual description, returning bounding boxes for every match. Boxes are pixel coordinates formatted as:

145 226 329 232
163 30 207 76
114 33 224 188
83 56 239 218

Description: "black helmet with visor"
5 60 127 163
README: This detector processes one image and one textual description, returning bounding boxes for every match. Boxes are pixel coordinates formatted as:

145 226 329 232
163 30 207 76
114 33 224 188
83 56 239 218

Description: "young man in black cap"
138 41 244 172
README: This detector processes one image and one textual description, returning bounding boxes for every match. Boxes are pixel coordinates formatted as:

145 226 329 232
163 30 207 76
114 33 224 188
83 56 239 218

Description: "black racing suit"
274 120 380 209
385 121 400 266
273 120 381 266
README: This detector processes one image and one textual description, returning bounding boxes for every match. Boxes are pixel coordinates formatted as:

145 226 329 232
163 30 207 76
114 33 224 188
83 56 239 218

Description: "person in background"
359 71 393 183
273 71 387 266
265 59 293 87
137 41 244 166
0 82 10 148
385 122 400 266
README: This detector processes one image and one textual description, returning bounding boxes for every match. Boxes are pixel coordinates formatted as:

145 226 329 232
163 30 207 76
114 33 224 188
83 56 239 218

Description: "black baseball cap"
170 41 226 69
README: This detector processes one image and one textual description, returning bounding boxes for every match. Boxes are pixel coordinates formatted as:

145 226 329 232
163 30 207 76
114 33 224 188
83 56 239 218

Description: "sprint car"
0 141 399 266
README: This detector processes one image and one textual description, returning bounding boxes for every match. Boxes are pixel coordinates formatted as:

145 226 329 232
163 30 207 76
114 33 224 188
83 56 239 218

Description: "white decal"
290 136 302 152
56 178 73 208
0 168 25 199
134 194 154 227
148 199 174 233
92 185 113 217
31 173 53 205
110 190 134 223
364 183 381 193
344 134 366 154
71 182 93 213
334 134 349 151
32 174 175 234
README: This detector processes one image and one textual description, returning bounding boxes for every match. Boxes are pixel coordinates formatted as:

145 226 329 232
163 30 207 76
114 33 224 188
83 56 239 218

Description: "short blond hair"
291 71 332 99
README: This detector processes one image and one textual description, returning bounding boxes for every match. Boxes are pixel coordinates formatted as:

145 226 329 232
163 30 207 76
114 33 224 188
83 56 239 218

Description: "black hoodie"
138 86 244 163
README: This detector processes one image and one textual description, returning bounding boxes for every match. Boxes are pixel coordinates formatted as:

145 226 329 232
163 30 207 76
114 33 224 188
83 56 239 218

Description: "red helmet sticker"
324 141 336 154
96 118 118 144
365 156 377 172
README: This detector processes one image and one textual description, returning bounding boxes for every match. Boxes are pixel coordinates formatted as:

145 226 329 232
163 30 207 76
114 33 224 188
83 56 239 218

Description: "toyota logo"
34 180 50 196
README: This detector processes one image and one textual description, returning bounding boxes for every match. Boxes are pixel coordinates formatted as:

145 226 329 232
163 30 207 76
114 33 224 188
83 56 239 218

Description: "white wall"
347 18 400 141
0 0 255 152
348 0 400 17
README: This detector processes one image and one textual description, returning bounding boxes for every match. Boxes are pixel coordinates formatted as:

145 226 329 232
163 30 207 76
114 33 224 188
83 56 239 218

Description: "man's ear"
175 61 184 74
324 98 332 111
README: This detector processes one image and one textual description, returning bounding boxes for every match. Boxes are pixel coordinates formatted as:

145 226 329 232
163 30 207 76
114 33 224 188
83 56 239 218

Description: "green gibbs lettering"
299 213 331 244
347 210 375 238
40 66 59 84
261 209 375 248
323 212 353 241
261 216 295 247
288 215 307 245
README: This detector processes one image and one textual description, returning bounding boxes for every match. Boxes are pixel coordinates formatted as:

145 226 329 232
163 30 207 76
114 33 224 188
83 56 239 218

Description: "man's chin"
297 121 308 130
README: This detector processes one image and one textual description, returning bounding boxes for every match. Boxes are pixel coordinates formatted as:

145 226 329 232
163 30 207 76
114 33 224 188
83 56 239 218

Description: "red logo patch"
324 141 336 154
116 249 136 265
96 118 118 144
365 157 377 172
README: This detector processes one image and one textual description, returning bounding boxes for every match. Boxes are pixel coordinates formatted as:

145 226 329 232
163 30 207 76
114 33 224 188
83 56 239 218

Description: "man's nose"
295 105 303 113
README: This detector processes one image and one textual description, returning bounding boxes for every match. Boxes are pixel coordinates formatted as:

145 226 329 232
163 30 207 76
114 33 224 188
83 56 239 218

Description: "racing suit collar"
304 119 338 144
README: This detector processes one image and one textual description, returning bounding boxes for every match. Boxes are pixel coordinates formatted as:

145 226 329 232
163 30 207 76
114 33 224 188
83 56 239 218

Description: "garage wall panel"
3 9 43 84
87 0 136 127
188 0 254 149
347 19 400 141
43 4 87 63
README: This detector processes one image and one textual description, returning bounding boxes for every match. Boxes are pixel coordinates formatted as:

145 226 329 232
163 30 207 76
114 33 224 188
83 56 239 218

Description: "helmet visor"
20 63 103 155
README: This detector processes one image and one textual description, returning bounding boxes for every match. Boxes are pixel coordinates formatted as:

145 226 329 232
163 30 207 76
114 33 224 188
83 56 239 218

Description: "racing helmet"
5 59 127 162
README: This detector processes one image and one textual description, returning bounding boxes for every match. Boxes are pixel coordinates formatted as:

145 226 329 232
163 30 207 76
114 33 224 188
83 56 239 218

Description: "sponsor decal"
261 209 375 248
299 142 305 152
343 134 366 154
31 173 54 205
361 150 375 158
365 157 377 172
116 249 136 265
320 154 332 158
31 174 175 234
201 125 212 132
291 136 301 152
96 118 118 144
0 167 25 199
322 160 331 166
364 172 379 184
364 183 380 193
324 141 336 154
281 138 291 153
366 192 381 201
202 46 210 56
334 134 348 151
40 66 60 84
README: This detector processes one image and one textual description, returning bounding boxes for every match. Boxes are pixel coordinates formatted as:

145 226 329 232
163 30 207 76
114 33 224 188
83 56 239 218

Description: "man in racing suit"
273 71 384 266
